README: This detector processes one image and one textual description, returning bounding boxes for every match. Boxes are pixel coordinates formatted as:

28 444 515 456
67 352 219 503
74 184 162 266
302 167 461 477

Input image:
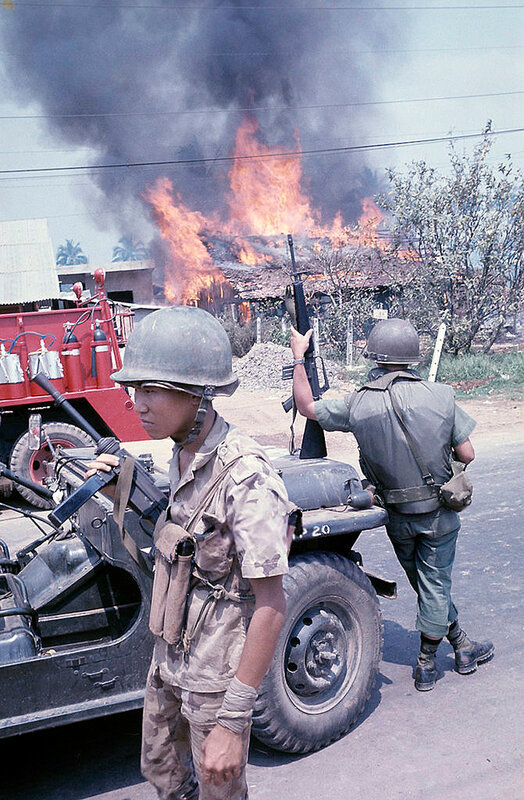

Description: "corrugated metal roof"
0 219 60 304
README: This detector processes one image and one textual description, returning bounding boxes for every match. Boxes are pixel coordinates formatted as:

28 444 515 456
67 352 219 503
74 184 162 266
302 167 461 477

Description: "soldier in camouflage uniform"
290 318 493 692
89 306 290 800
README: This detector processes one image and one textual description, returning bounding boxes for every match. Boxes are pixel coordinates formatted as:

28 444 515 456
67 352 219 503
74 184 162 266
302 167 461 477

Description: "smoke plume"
2 1 402 243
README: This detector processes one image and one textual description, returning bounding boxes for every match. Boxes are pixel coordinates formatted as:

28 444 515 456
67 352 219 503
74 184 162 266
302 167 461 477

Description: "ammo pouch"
149 454 244 647
438 461 473 512
149 521 196 645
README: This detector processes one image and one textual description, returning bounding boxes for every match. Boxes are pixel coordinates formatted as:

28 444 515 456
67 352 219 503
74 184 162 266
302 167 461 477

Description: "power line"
2 123 521 163
2 44 523 59
1 90 522 121
1 127 521 177
7 3 524 10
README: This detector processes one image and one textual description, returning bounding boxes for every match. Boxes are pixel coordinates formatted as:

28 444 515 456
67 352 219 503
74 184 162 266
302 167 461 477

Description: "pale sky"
0 1 522 264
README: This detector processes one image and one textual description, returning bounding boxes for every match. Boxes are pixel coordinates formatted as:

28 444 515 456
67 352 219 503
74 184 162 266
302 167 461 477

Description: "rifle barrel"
31 372 103 443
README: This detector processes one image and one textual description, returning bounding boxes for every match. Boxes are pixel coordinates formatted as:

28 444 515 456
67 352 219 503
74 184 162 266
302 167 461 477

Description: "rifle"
282 234 329 459
30 371 168 533
0 461 54 502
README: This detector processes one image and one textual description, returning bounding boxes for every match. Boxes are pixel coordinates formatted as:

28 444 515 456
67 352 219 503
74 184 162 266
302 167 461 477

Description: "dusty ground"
124 388 524 470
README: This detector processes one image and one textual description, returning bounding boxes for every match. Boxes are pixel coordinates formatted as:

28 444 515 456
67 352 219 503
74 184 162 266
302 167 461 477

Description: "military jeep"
0 442 393 754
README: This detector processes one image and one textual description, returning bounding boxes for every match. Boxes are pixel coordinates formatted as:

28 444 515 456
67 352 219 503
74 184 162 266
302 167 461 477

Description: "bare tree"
380 124 524 354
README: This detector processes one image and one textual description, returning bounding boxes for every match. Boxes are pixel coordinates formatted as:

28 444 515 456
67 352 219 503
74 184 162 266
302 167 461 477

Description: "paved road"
0 438 522 800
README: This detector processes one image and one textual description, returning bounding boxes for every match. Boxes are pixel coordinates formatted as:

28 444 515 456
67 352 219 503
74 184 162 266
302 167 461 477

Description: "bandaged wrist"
216 676 258 735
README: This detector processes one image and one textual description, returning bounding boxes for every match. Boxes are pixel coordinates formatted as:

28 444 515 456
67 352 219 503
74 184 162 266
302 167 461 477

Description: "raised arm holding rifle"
282 234 328 459
290 311 494 693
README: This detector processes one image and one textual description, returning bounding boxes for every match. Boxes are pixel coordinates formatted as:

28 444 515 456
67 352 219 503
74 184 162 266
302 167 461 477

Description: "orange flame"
144 116 407 303
224 117 321 237
143 177 224 304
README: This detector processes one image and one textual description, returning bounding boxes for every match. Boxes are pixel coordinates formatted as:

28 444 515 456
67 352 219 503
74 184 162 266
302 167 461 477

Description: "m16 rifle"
30 372 168 539
282 234 330 460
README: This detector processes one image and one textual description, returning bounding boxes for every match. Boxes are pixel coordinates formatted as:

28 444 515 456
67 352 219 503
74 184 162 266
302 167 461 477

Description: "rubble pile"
234 342 349 393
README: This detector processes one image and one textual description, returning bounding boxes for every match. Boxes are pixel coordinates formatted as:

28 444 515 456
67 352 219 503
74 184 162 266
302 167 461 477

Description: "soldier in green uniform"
290 317 493 691
88 306 290 800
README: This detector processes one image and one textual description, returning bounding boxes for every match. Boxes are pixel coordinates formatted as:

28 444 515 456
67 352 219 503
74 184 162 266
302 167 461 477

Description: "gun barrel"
0 462 54 500
31 372 103 443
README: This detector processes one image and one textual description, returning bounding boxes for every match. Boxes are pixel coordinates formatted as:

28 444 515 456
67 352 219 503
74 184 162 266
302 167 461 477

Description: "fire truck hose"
8 332 57 352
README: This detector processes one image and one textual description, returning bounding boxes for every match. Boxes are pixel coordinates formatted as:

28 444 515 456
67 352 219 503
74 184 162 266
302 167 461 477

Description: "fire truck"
0 269 148 506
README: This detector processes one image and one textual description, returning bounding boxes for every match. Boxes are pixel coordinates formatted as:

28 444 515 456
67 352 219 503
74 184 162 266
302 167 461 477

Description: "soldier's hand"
200 724 244 786
84 452 120 479
84 454 120 498
290 325 313 360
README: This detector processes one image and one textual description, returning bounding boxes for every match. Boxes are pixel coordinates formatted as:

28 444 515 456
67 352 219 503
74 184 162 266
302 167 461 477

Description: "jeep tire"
252 551 382 754
9 422 95 508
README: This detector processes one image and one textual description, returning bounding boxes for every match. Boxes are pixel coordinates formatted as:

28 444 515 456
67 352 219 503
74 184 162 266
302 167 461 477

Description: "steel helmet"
112 305 238 396
364 318 420 364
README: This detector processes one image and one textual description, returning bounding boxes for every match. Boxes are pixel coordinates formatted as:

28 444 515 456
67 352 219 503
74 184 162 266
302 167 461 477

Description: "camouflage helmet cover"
111 305 239 395
364 317 420 364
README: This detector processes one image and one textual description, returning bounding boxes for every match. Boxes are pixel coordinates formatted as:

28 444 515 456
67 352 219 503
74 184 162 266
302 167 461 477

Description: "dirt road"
123 388 523 470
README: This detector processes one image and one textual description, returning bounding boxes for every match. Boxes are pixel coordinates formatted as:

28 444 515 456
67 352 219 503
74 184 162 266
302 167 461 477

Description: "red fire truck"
0 269 149 506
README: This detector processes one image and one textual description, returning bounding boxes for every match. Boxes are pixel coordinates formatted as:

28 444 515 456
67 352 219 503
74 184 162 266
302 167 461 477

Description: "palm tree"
112 235 149 262
56 240 88 266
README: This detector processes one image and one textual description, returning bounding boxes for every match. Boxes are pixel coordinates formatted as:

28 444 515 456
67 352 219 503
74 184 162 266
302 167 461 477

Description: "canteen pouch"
439 462 473 512
149 521 195 645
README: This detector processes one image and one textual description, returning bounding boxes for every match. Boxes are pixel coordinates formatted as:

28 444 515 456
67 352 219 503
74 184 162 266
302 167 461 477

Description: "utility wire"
1 90 522 121
7 3 524 10
1 124 521 162
1 127 521 177
2 44 523 57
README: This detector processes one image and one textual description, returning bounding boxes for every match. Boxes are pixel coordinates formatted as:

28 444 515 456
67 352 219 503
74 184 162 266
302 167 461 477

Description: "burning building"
143 115 409 316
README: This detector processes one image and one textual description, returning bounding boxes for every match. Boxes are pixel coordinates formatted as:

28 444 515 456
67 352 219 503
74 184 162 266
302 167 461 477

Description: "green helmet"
364 318 420 364
112 305 238 396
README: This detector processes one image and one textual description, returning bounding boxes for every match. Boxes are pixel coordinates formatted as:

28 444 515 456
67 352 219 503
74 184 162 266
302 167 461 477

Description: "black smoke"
1 1 402 238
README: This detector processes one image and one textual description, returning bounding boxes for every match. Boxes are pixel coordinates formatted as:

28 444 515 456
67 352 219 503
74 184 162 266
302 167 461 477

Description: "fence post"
428 323 446 382
312 317 320 356
346 315 354 367
256 316 262 344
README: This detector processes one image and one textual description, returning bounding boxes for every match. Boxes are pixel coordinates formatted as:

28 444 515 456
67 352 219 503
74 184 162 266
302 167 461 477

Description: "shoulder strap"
185 454 245 534
387 382 435 487
113 455 152 572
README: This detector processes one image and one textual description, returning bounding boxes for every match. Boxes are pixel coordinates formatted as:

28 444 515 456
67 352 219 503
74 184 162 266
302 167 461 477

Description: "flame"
144 116 410 304
143 177 224 304
224 117 321 237
235 244 268 266
238 302 251 323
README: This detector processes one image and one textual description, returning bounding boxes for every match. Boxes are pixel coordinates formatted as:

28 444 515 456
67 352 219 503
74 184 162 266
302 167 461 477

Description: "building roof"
221 258 410 301
0 218 60 304
56 259 154 276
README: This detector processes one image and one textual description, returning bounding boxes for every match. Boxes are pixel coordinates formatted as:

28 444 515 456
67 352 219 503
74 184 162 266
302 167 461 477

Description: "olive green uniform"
314 368 476 638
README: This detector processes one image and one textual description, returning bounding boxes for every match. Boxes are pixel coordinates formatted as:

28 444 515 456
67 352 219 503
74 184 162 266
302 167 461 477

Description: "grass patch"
329 350 524 400
422 350 524 399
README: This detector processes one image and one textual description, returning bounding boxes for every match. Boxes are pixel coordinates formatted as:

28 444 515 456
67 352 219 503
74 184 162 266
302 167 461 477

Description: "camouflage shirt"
152 413 290 692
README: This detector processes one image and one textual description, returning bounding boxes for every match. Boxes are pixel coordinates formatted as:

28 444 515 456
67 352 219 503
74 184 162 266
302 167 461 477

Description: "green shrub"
434 351 523 383
424 350 524 397
261 316 290 348
219 314 256 357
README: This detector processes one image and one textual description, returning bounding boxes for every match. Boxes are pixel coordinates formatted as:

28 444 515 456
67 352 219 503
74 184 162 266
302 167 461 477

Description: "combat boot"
447 620 494 674
414 635 441 692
